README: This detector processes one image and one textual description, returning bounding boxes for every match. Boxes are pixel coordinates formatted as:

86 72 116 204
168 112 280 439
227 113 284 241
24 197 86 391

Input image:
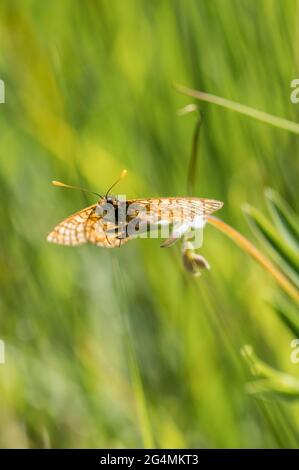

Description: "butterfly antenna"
105 169 128 197
52 180 102 198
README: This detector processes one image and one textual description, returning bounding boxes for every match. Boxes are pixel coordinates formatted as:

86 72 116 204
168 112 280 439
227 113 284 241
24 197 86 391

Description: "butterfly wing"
47 204 130 248
124 197 223 245
47 204 96 246
126 197 223 225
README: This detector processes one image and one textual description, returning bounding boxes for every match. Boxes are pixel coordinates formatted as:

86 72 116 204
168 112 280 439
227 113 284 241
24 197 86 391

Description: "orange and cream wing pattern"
47 204 97 246
47 204 130 248
128 197 223 223
84 211 130 248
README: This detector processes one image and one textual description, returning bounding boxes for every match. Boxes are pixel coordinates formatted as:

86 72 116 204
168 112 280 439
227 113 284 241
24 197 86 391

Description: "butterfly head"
105 195 117 205
95 194 120 219
96 194 118 208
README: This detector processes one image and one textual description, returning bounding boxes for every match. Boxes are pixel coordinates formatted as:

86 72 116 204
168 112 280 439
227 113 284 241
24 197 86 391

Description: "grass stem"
175 83 299 135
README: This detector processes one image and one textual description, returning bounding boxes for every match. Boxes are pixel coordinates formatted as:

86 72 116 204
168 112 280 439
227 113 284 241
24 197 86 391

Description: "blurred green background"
0 0 299 448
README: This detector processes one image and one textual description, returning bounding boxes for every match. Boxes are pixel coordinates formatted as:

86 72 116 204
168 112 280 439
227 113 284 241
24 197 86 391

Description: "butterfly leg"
84 206 98 242
104 232 112 246
115 222 128 248
92 210 112 246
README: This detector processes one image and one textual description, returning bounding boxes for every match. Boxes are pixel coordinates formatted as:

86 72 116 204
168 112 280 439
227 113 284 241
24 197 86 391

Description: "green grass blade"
128 347 155 449
265 188 299 252
242 345 299 400
244 205 299 287
271 296 299 338
174 84 299 135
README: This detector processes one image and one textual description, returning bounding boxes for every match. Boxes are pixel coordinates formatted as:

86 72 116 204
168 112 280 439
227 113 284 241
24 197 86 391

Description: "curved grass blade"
271 295 299 338
174 83 299 135
242 345 299 400
265 188 299 252
244 204 299 287
207 216 299 304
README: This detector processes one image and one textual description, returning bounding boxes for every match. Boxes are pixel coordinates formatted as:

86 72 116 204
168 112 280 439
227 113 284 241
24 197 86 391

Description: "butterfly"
47 170 223 248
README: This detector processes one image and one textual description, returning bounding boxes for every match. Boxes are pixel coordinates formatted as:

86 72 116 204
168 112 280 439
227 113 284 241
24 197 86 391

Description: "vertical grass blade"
128 346 155 449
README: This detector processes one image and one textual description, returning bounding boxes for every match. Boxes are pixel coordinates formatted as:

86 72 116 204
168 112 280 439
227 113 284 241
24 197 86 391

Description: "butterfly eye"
96 203 111 219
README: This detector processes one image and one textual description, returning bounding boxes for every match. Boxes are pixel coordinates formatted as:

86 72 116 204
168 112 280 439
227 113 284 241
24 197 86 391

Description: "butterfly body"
47 195 223 248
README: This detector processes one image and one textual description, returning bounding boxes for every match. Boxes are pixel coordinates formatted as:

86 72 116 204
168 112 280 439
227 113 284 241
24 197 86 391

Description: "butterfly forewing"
47 205 96 246
47 204 129 248
127 197 223 226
